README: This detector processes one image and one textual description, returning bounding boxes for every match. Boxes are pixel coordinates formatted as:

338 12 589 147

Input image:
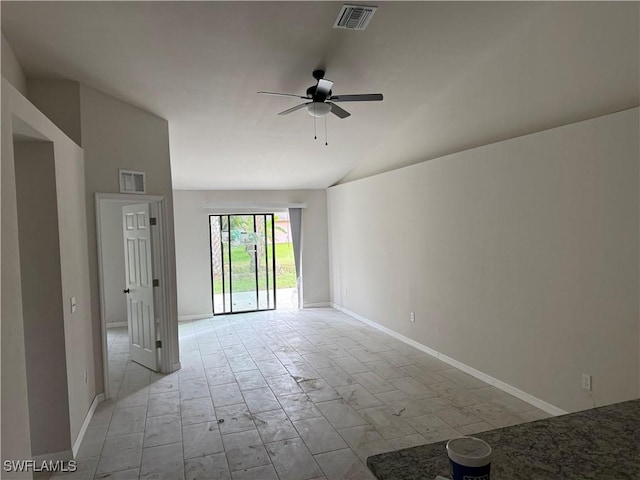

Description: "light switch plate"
70 296 77 313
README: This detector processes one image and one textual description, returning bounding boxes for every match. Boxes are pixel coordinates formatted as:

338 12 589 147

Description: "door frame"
95 193 175 399
210 213 277 315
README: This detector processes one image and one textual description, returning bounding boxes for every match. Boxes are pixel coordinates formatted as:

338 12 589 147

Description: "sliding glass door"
210 214 276 314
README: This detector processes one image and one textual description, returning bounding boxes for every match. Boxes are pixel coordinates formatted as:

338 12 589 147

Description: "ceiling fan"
258 69 383 119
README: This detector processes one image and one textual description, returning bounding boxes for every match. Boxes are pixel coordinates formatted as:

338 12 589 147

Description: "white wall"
2 80 33 479
78 84 180 374
1 33 27 96
25 81 180 385
328 108 640 413
15 141 71 456
27 80 82 146
173 189 330 318
2 79 94 471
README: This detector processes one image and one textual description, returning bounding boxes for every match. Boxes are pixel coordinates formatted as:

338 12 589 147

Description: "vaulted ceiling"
2 2 638 189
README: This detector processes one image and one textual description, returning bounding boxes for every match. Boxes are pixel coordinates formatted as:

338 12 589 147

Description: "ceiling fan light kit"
257 69 384 142
307 102 332 117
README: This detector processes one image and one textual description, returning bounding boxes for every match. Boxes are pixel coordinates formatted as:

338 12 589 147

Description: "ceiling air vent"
334 4 377 31
119 169 146 194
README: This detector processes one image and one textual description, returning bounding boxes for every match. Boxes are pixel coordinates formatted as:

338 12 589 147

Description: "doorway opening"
209 212 297 314
96 194 177 400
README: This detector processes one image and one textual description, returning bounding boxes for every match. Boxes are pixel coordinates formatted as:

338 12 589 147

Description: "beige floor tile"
278 393 323 421
315 367 356 387
216 403 256 434
332 356 371 374
358 406 416 439
435 406 483 428
292 417 348 454
388 377 438 399
298 378 341 403
265 437 324 479
116 386 150 410
75 424 108 459
264 374 303 396
107 406 147 437
183 421 224 459
230 464 278 480
181 396 216 426
388 433 428 450
205 366 236 386
139 442 184 480
222 429 271 472
89 310 546 480
185 453 231 480
242 387 281 413
314 448 376 480
144 414 182 447
465 402 524 428
96 433 143 475
253 409 299 443
316 399 367 429
234 369 268 391
337 424 393 462
351 372 395 394
147 391 180 417
210 382 244 407
335 385 382 409
456 421 494 435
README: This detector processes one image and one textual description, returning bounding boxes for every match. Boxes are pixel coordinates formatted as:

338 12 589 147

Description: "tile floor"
53 308 550 480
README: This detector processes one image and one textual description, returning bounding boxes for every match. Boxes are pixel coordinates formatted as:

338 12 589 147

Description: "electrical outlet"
581 373 592 391
410 312 415 322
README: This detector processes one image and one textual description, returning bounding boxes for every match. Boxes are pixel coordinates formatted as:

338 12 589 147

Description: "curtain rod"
203 202 307 211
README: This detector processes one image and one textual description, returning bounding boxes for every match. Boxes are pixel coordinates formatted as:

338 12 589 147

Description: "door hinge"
150 217 157 226
155 340 162 348
153 279 160 287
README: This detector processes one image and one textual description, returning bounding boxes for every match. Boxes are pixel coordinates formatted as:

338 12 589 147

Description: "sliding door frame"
209 213 276 315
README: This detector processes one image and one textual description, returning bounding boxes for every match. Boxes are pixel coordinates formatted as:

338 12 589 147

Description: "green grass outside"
213 242 296 293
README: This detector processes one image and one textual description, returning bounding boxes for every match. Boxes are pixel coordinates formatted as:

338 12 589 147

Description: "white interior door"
123 203 157 371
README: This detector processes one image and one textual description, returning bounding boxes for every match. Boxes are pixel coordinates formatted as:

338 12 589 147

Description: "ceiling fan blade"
327 102 351 119
277 102 311 116
316 79 334 97
328 93 384 102
258 91 308 99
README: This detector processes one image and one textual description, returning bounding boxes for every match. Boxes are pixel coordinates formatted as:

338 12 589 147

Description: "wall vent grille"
119 169 146 194
334 4 377 30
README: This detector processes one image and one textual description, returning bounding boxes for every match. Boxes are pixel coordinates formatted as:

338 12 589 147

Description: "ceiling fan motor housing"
306 85 332 102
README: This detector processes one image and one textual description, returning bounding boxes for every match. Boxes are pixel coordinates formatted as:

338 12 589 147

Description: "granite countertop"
367 399 640 480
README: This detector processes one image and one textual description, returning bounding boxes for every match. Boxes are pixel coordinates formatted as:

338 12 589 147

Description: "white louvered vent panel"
119 169 146 194
334 5 377 30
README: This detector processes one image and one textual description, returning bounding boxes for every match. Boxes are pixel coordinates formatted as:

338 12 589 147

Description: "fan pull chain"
325 116 328 146
313 104 317 140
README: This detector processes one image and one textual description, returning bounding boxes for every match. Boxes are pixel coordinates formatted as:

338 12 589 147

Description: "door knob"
123 288 130 294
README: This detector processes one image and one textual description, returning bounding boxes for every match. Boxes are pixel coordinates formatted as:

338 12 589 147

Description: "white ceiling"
2 2 638 190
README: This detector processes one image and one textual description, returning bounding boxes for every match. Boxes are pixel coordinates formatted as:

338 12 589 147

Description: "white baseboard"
72 393 105 458
303 302 330 308
107 322 127 328
178 313 213 321
331 303 567 417
171 361 182 373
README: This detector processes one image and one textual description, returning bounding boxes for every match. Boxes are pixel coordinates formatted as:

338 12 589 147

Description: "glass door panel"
210 214 276 315
230 215 258 313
